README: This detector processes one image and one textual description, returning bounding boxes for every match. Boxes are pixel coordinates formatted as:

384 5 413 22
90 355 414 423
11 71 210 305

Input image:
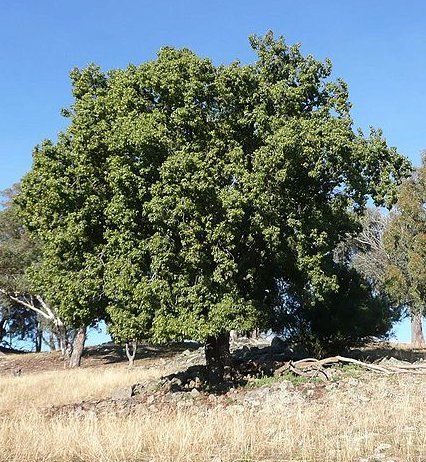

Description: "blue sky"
1 0 424 344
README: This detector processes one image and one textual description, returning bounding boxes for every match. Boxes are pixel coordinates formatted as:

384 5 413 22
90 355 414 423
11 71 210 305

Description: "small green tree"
281 262 400 355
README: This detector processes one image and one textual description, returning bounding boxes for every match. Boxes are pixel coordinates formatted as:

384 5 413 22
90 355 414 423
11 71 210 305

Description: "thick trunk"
205 332 231 384
125 340 137 367
69 326 86 368
411 312 425 347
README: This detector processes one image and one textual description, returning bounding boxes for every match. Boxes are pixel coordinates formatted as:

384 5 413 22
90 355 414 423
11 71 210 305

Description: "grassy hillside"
0 343 425 462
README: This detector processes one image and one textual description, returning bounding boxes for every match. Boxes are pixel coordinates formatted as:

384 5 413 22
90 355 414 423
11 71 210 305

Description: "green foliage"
18 67 110 327
282 264 399 355
0 185 39 295
18 32 410 345
0 186 41 347
383 156 426 317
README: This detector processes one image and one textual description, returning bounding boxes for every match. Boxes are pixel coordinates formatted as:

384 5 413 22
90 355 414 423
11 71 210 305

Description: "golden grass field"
0 346 425 462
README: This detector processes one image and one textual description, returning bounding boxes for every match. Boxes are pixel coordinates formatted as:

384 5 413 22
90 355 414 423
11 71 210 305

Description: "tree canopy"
18 32 410 374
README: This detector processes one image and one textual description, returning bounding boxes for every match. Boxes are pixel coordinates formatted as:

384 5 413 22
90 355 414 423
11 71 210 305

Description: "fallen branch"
274 355 426 379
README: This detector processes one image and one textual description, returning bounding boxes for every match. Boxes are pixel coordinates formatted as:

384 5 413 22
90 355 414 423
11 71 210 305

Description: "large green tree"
19 32 410 379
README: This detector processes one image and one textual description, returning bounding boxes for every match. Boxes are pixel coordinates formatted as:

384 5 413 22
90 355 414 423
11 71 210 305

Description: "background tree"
352 208 391 284
0 186 66 352
381 158 426 347
0 299 38 350
285 263 400 356
18 67 111 367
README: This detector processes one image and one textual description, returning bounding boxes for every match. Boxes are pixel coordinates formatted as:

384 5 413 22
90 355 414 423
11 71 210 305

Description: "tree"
352 208 391 283
18 67 111 366
281 262 400 356
103 33 409 381
0 298 38 350
381 158 426 347
0 186 67 352
19 32 410 380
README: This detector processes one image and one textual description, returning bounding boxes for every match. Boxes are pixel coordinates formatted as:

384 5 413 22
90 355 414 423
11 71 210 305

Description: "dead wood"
274 355 426 379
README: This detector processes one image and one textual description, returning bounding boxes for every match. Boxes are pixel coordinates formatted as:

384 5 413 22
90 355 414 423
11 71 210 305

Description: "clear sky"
1 0 424 345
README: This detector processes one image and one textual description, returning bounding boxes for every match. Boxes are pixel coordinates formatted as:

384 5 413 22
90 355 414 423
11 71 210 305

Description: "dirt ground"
0 341 201 376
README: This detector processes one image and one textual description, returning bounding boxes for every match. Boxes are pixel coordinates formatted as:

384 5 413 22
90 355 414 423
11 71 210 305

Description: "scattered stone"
190 388 201 397
111 385 134 400
375 443 392 453
170 377 182 387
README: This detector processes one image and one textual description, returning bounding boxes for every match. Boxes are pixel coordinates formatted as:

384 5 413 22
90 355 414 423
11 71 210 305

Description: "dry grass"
0 353 425 461
0 363 167 413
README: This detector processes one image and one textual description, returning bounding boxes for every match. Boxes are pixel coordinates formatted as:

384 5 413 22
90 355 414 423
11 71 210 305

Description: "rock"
227 404 245 413
132 383 145 395
378 356 400 366
375 443 392 453
111 385 134 400
325 383 338 390
235 345 251 360
177 400 193 408
190 388 201 397
170 377 182 387
247 399 261 407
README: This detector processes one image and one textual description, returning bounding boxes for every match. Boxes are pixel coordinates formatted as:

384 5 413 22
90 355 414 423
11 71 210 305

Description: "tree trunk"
48 332 57 352
205 332 231 385
35 320 42 353
58 328 68 357
250 328 260 339
411 312 425 347
125 340 137 367
0 318 6 344
69 326 86 368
